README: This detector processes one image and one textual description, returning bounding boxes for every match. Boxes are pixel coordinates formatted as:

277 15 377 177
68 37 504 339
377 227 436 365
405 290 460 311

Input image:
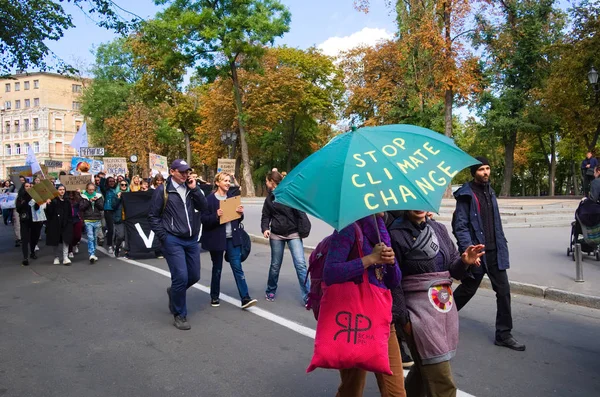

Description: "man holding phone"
149 159 208 330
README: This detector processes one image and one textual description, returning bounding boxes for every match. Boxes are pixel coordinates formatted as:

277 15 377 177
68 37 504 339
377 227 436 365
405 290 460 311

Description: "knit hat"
470 156 490 176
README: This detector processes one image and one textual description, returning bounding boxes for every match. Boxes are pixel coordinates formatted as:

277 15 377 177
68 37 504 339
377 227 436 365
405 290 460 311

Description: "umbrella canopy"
274 124 479 230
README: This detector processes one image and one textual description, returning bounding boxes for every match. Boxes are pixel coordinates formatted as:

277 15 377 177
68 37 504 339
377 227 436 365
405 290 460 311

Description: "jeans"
162 234 201 318
210 238 250 301
85 221 102 256
454 249 513 339
53 243 69 261
266 238 310 303
3 209 11 225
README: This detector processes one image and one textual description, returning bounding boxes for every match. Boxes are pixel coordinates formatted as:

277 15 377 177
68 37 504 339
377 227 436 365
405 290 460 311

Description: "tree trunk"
230 61 256 197
588 121 600 152
500 131 517 197
549 133 556 196
286 116 297 172
572 160 580 195
521 171 525 197
184 131 191 166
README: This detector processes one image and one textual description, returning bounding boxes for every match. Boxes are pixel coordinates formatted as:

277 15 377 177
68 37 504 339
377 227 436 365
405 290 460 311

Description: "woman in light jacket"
201 172 257 310
261 170 311 306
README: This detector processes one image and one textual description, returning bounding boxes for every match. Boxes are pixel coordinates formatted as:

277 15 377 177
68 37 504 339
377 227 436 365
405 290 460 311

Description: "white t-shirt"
215 193 232 238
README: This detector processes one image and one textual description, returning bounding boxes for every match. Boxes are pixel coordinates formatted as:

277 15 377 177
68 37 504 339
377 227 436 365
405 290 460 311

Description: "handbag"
307 227 393 375
225 222 252 263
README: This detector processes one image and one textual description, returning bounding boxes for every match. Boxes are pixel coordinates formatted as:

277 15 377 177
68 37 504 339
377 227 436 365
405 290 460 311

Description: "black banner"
122 191 161 256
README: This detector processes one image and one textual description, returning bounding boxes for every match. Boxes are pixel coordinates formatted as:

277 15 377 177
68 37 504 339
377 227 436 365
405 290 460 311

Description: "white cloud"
317 27 393 57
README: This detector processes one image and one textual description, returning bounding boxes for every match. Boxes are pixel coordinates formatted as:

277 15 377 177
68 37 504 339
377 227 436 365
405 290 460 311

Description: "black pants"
20 221 42 259
454 249 513 339
104 210 115 247
584 174 595 197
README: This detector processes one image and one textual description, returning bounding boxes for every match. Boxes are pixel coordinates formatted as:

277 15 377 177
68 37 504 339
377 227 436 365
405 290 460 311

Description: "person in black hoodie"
16 182 36 266
261 170 311 306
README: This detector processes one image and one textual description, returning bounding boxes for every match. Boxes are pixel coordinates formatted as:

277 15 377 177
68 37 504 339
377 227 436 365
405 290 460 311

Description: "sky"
51 0 397 72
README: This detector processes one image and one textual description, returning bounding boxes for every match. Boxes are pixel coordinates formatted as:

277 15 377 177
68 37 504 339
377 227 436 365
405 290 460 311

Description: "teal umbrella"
274 124 479 231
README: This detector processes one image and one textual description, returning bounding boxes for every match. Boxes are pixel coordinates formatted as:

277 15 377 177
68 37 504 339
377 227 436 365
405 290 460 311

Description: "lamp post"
220 130 237 159
589 66 599 104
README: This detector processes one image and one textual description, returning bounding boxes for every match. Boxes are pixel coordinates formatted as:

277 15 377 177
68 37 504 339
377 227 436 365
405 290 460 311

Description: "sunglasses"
120 183 127 186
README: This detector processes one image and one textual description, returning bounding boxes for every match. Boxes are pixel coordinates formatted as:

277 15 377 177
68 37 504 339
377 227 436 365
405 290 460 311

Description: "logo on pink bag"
334 311 373 344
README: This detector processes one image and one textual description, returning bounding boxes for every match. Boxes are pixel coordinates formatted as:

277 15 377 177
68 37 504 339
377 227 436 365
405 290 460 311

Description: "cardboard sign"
217 159 236 176
71 157 104 175
104 157 128 177
149 153 168 177
60 174 93 191
29 180 59 205
219 195 242 224
79 147 105 157
44 160 63 168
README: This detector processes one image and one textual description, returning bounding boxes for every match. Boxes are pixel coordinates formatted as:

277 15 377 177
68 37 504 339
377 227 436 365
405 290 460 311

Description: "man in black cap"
149 159 207 330
451 157 526 351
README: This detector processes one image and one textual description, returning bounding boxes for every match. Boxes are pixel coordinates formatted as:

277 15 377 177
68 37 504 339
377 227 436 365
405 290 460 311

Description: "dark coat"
79 192 104 221
16 189 34 224
452 181 510 270
45 197 73 246
201 190 244 251
261 191 304 235
148 176 207 242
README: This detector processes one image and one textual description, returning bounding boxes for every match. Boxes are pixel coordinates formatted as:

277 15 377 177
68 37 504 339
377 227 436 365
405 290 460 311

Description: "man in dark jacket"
452 156 526 351
149 159 208 330
582 152 598 197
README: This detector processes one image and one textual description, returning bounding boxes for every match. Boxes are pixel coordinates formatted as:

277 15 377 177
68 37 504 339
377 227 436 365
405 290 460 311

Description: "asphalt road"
240 202 600 298
1 225 599 397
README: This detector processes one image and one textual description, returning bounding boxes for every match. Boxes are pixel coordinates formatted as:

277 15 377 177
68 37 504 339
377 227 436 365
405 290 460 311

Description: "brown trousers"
336 324 406 397
403 328 456 397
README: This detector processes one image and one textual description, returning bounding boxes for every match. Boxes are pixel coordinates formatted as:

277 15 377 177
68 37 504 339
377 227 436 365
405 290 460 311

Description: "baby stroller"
567 198 600 261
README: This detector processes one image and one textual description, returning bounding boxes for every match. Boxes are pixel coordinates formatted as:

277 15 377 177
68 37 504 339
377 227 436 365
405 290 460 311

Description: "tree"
473 0 563 196
152 0 291 196
0 0 136 76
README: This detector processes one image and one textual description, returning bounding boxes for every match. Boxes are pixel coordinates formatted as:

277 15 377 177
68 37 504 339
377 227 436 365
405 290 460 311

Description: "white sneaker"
68 252 74 259
108 246 114 255
74 246 79 254
63 257 72 265
53 257 60 265
35 245 40 252
89 255 98 264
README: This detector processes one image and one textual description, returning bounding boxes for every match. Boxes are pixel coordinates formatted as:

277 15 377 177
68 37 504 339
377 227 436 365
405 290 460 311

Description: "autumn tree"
151 0 291 197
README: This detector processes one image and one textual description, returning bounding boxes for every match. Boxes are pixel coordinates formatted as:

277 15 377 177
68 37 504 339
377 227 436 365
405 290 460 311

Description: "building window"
33 80 39 89
14 120 19 133
72 84 82 93
72 101 81 110
15 143 20 155
24 99 30 108
24 119 29 131
24 143 30 155
15 100 20 109
33 141 39 153
5 145 11 156
4 122 9 133
33 98 40 107
75 120 82 131
14 82 20 91
33 118 39 130
4 101 10 110
24 81 30 90
4 83 10 92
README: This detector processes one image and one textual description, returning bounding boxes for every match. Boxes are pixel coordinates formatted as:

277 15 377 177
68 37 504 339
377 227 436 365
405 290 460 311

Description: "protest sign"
79 147 105 157
219 195 242 224
0 193 17 210
104 157 128 177
8 165 32 177
149 153 168 177
29 180 59 205
217 159 236 176
9 175 23 191
44 160 63 168
60 175 93 191
70 157 104 175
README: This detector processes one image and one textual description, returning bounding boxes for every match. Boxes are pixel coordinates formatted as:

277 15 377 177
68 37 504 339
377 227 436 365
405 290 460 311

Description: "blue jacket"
148 176 207 242
200 191 244 251
452 181 510 270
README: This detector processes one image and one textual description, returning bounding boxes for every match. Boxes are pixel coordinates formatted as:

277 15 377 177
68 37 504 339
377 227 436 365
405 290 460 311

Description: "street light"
220 130 237 159
588 66 599 104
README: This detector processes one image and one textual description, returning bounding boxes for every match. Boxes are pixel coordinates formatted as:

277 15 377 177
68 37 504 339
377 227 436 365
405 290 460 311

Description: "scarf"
83 190 96 201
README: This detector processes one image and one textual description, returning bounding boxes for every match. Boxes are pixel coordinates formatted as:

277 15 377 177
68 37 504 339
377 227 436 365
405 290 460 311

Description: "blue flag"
26 147 42 175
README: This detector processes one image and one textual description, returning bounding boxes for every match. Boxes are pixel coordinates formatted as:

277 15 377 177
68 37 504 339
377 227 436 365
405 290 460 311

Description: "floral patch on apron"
428 285 453 313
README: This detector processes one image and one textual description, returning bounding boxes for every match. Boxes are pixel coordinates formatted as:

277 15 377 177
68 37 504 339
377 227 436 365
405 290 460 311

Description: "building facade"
0 72 85 179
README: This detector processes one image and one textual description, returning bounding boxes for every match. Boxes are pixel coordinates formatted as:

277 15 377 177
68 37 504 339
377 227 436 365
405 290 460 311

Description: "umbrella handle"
373 214 381 244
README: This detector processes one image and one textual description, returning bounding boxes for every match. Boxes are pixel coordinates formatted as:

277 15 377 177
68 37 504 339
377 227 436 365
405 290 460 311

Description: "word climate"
351 139 459 210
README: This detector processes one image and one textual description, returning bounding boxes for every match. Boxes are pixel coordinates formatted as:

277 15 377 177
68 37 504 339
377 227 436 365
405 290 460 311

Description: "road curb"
249 233 600 310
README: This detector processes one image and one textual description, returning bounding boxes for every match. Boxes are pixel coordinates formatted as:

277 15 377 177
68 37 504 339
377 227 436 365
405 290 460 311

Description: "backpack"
305 222 363 321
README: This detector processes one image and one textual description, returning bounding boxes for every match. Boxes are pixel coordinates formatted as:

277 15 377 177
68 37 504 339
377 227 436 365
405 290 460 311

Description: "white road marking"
93 244 475 397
